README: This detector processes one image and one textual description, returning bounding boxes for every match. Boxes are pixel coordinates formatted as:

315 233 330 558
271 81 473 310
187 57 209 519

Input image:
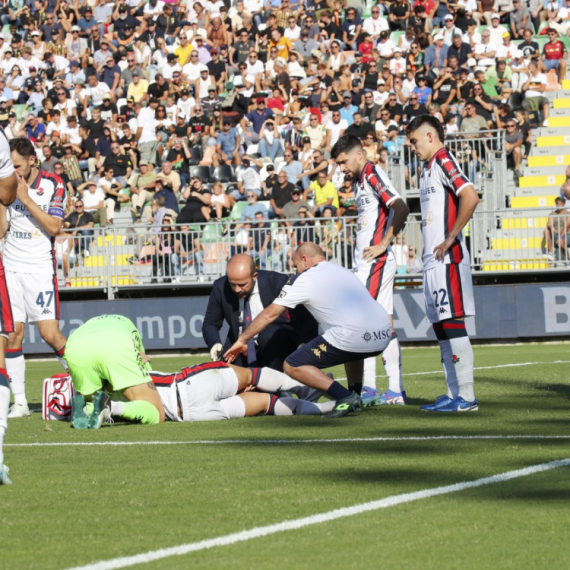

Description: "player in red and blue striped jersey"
331 134 410 407
406 115 480 413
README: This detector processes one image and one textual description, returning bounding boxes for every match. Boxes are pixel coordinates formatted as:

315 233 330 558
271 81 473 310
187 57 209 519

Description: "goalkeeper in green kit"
66 315 166 429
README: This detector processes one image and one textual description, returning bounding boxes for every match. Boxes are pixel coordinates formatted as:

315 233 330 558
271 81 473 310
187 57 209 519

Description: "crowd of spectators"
3 0 568 280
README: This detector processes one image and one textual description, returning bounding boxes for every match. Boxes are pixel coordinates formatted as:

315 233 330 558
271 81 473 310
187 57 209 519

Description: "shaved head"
227 254 257 298
293 242 326 273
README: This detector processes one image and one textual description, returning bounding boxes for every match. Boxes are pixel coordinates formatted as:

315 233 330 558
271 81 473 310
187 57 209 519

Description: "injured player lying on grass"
74 361 336 428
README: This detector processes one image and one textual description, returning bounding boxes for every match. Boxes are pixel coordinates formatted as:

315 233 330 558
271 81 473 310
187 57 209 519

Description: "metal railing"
47 206 567 297
389 130 507 209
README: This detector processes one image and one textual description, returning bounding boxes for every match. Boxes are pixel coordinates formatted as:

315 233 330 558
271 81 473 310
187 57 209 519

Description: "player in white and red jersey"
0 137 68 418
331 134 409 407
406 115 480 413
0 128 18 484
149 361 335 422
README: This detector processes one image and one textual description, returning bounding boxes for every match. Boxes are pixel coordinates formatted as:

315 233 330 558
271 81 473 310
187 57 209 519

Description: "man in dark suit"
202 254 317 371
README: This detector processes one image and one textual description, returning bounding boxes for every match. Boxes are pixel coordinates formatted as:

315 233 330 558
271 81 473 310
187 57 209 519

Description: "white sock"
362 357 377 390
382 334 403 393
439 340 459 399
110 401 125 416
449 336 475 401
0 376 9 457
6 351 26 406
254 367 306 395
273 397 336 415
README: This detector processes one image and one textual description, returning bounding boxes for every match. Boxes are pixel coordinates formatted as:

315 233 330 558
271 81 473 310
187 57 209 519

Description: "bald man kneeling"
202 254 318 371
225 243 394 418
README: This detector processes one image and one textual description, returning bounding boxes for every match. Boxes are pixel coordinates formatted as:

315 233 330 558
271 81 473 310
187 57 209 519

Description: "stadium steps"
510 196 556 208
548 108 570 117
528 154 570 167
517 174 565 188
514 186 558 197
523 166 567 176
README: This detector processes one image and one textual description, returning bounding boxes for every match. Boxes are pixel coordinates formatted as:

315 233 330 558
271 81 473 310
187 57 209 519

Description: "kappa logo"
441 158 451 165
41 308 51 315
439 306 447 314
311 343 328 358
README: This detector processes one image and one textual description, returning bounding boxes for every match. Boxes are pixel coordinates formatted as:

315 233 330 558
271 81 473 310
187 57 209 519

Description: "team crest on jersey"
36 187 44 196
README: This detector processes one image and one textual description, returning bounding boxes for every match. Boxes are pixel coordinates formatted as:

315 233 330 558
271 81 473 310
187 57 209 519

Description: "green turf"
1 344 570 570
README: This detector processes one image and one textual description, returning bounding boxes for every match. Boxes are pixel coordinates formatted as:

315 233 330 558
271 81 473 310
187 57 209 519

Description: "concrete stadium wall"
23 283 570 354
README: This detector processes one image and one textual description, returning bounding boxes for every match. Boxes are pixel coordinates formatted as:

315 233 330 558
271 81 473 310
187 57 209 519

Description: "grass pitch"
2 344 570 570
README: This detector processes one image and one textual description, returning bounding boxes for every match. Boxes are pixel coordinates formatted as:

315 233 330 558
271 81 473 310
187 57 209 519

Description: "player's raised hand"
223 341 247 363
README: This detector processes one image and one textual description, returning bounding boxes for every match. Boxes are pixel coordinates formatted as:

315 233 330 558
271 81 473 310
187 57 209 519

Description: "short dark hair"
331 134 362 161
406 115 445 143
9 137 36 158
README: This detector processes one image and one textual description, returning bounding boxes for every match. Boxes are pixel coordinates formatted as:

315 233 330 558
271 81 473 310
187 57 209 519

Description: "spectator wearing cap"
282 186 310 221
339 91 359 126
135 99 160 166
258 117 283 161
65 60 86 90
424 34 448 78
126 70 149 103
206 48 228 91
201 84 223 115
112 3 139 38
98 93 118 123
294 29 318 61
542 28 568 82
97 56 121 100
441 14 462 45
165 138 191 189
240 97 275 146
93 38 114 68
213 119 241 167
84 74 110 109
66 25 88 65
24 77 46 116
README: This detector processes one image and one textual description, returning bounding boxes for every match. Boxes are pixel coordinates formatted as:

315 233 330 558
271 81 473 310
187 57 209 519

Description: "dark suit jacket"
202 270 317 368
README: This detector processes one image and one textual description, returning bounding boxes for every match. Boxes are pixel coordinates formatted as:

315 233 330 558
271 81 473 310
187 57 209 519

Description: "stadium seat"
189 145 203 165
229 201 248 220
212 164 234 183
190 165 213 182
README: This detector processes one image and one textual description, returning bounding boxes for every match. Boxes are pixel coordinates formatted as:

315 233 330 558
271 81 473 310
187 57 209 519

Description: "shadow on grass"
536 384 570 399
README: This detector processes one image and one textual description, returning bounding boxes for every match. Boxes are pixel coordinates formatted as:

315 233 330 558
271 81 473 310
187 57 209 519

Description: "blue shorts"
545 59 561 72
285 335 383 369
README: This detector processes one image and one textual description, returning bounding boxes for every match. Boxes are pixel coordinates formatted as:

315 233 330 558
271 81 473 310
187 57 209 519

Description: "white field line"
64 458 570 570
7 435 570 448
336 359 570 381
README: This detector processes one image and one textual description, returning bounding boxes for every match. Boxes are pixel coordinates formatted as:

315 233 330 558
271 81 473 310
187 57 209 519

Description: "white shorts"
423 262 475 324
6 270 59 324
354 250 396 315
177 367 246 422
